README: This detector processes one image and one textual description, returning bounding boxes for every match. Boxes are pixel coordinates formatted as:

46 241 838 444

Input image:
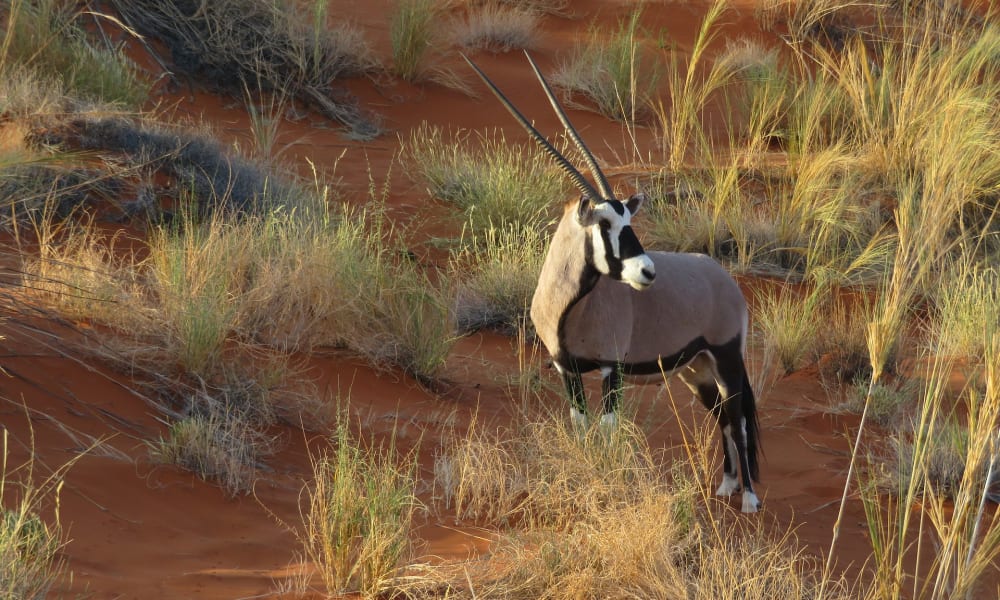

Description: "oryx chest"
558 289 635 364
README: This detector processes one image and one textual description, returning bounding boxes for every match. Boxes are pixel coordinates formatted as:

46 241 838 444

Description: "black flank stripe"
557 335 743 376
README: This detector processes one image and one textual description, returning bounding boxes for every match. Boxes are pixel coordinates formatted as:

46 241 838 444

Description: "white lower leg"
717 425 741 496
716 472 741 496
737 418 761 513
570 406 588 431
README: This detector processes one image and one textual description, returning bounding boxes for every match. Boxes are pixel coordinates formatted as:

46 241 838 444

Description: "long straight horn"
462 54 602 202
524 51 614 201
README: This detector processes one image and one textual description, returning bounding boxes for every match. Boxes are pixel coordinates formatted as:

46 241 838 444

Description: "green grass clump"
553 9 661 123
301 418 418 598
404 124 564 235
753 283 826 375
0 0 149 108
1 429 69 599
450 223 546 333
451 223 545 333
391 0 440 82
930 262 1000 361
144 211 251 378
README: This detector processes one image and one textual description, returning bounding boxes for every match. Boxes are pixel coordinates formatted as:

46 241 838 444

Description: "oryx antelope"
465 53 762 513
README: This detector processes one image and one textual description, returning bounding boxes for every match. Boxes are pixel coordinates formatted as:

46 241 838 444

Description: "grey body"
533 219 746 370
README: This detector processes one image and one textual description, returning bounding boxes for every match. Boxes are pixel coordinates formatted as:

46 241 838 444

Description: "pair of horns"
463 52 613 202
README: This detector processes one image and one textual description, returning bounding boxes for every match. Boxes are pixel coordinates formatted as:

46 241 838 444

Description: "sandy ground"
0 1 886 597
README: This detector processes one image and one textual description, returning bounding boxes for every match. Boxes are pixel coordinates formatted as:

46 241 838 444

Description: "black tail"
742 370 762 482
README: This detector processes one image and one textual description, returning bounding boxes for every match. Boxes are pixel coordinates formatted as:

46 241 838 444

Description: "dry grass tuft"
453 4 539 53
427 412 855 599
403 124 564 235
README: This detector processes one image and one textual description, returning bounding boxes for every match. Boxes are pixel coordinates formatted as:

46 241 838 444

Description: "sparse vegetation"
7 0 1000 597
459 0 568 16
855 345 1000 600
753 283 825 375
451 223 546 332
428 411 855 599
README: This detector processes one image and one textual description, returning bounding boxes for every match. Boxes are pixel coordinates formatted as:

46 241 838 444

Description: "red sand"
0 1 883 598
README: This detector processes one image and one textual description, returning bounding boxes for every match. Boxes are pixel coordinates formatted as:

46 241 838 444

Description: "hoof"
598 412 618 432
741 491 762 514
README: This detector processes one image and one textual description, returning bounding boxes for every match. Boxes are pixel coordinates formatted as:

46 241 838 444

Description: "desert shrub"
31 115 295 217
109 0 380 138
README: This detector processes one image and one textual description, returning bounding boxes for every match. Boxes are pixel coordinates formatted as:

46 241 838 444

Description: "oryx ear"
575 195 596 226
625 192 647 215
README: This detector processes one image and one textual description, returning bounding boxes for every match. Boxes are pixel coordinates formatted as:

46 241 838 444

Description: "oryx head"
575 192 654 290
465 52 656 291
